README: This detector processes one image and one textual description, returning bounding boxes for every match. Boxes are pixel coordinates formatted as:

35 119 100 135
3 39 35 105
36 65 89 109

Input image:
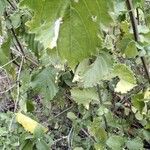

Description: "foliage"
0 0 150 149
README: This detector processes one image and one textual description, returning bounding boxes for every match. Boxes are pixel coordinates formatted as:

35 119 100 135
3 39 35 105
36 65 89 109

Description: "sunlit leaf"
113 64 136 93
126 137 143 150
16 113 48 134
71 88 99 108
20 0 69 49
31 67 59 101
82 52 114 87
106 135 125 150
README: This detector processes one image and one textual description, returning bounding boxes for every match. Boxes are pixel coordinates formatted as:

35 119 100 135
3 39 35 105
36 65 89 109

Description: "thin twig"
53 136 68 143
0 57 18 69
67 127 73 150
4 11 39 67
7 0 16 10
126 0 150 83
2 56 24 150
81 128 96 142
54 106 73 118
14 56 24 113
0 84 16 94
96 84 108 133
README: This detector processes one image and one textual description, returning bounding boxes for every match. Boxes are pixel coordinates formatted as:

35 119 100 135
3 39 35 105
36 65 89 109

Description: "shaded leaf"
36 139 49 150
126 138 143 150
20 0 69 49
88 118 107 144
31 67 59 101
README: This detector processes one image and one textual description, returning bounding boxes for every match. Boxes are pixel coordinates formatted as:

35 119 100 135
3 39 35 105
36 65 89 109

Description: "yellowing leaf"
115 80 135 93
16 113 48 134
113 64 136 94
144 88 150 100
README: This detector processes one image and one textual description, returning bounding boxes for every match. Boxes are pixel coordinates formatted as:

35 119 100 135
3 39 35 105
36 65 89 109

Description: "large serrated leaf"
71 87 99 108
58 0 113 67
83 52 114 87
20 0 69 49
31 67 59 101
113 64 136 93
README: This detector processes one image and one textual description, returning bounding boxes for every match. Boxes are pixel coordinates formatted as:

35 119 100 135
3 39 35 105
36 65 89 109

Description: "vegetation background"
0 0 150 149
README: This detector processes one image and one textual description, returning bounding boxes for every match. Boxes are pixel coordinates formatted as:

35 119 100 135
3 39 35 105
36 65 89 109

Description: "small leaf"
0 0 6 16
88 118 107 143
106 135 125 150
36 139 49 150
124 41 138 58
113 64 136 93
126 138 143 150
67 112 77 120
144 88 150 100
31 67 59 101
21 140 34 150
74 147 84 150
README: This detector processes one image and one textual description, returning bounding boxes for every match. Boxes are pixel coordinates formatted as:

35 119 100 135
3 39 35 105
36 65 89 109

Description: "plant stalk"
126 0 150 84
96 84 108 133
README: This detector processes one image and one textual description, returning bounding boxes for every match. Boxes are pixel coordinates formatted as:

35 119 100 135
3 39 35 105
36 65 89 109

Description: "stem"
96 84 108 133
4 11 39 67
136 8 140 25
126 0 150 83
7 0 16 10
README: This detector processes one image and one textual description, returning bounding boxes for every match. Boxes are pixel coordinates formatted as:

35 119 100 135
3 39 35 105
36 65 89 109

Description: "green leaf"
26 100 34 112
10 12 21 28
31 67 59 101
145 121 150 129
74 147 84 150
119 36 138 58
132 93 145 112
73 58 89 82
82 52 114 87
124 41 138 58
106 135 125 150
58 0 112 67
20 0 69 49
36 139 49 150
113 64 136 93
21 140 34 150
126 138 143 150
67 112 77 120
0 0 6 16
0 38 11 66
88 118 107 144
71 87 99 109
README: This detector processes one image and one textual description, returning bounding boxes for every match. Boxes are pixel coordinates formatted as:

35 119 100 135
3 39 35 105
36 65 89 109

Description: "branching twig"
4 11 39 67
0 84 16 94
126 0 150 84
54 106 73 118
